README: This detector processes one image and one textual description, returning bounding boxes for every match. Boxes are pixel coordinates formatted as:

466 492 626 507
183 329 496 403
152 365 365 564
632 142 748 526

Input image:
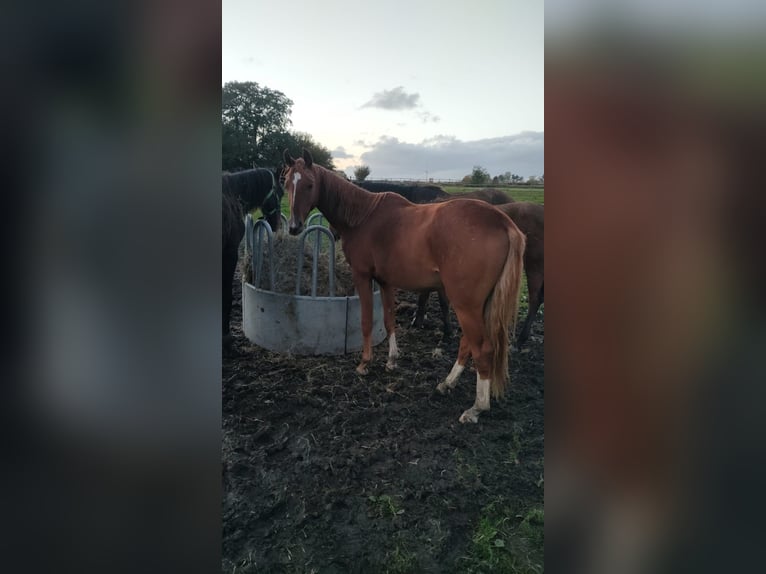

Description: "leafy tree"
354 165 371 181
510 173 524 184
527 175 539 185
222 81 293 170
470 165 490 185
284 131 335 170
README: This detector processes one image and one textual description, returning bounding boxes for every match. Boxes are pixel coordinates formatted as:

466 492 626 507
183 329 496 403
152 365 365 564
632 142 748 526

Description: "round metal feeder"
242 216 386 355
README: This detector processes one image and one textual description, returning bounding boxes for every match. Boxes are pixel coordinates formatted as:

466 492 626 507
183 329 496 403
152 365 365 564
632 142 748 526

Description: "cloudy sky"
222 0 543 180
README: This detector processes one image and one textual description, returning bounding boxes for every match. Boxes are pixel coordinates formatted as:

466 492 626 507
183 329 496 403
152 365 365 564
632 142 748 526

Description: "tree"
510 173 524 184
222 81 293 170
470 165 490 185
284 131 335 170
527 175 539 186
354 165 371 181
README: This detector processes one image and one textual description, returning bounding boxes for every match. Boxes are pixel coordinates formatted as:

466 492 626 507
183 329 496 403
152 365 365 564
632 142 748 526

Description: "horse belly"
377 257 442 291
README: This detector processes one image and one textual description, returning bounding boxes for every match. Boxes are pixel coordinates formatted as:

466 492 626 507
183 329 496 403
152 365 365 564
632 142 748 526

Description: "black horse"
355 180 449 204
222 168 283 351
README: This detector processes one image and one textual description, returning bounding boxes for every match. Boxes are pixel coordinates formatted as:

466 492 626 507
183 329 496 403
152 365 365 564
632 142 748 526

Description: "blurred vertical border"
1 0 222 572
546 1 766 573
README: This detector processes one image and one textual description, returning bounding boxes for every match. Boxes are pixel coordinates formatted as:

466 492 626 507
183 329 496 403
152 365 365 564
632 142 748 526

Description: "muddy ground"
222 270 544 573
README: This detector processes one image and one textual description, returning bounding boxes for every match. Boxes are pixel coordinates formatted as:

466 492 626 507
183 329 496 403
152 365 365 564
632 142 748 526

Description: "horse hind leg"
436 335 470 394
516 272 543 348
452 308 493 424
459 371 492 424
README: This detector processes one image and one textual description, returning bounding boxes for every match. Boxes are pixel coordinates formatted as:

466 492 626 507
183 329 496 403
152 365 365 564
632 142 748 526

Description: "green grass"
368 494 405 518
383 537 417 574
444 186 544 205
459 500 544 574
260 185 543 223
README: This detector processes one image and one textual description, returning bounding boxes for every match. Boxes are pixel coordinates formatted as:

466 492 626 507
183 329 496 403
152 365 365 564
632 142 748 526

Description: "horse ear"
302 148 313 168
283 149 295 167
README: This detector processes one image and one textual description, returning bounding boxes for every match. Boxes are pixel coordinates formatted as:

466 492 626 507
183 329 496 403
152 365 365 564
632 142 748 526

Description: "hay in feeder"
241 234 356 296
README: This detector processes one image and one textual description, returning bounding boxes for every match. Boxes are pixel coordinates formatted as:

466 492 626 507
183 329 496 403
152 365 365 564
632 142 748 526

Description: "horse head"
283 148 319 236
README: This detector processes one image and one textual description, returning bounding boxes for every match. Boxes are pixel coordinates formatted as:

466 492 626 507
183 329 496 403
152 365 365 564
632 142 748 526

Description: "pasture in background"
262 185 545 219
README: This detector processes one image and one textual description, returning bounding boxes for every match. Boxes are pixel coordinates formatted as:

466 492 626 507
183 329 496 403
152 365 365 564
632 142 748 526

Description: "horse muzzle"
288 220 303 236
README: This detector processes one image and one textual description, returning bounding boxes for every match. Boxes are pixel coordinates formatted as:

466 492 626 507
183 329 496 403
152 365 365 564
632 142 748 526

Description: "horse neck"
315 166 381 232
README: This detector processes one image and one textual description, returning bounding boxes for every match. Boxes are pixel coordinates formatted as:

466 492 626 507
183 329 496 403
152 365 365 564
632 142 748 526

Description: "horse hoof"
436 383 449 395
356 365 369 376
459 410 479 424
385 361 396 372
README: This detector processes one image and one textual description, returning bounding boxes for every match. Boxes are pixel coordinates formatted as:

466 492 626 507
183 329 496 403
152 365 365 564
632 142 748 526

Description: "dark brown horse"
284 149 525 423
222 168 283 351
413 201 544 347
440 188 515 205
356 180 450 203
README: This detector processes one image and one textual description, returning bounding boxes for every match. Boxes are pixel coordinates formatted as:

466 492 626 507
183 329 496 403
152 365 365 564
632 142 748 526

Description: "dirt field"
222 270 544 573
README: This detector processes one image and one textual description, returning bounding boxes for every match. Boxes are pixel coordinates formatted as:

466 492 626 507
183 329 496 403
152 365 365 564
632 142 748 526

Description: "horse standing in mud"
284 149 525 423
413 201 544 347
222 168 283 351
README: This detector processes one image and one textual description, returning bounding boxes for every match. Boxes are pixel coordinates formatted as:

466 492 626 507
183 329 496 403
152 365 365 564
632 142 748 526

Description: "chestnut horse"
284 149 525 423
414 201 544 347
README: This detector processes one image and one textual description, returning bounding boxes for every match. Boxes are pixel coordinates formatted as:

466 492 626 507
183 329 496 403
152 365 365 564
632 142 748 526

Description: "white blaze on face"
292 172 301 196
289 172 302 228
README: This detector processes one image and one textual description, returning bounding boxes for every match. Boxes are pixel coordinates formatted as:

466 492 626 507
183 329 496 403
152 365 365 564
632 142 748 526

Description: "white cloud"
361 86 420 110
359 132 544 180
332 146 353 159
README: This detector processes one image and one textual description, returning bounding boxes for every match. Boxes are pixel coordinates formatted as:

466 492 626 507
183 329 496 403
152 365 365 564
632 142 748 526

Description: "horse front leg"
353 273 374 375
380 284 399 371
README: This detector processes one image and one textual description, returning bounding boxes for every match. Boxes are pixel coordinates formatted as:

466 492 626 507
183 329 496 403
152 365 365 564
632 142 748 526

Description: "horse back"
498 202 544 240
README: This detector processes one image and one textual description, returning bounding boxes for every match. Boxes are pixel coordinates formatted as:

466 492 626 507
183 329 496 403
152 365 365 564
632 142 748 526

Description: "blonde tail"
484 227 525 398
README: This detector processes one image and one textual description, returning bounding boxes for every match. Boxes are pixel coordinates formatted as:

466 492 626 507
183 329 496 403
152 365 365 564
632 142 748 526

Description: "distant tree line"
222 81 335 172
461 166 543 186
